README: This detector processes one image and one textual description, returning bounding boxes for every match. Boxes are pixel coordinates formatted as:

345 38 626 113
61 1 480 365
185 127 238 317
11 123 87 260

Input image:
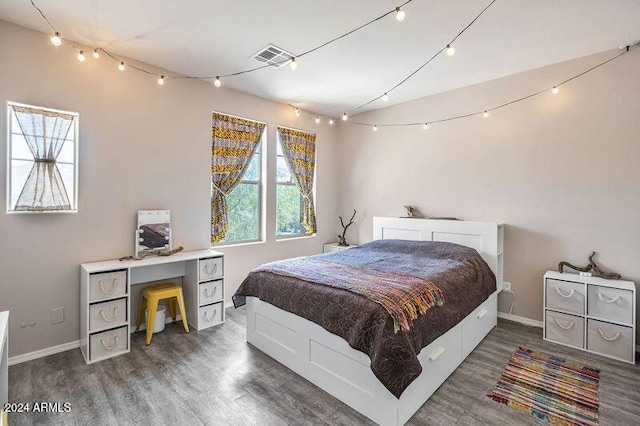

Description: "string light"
381 93 389 102
446 45 455 56
373 125 378 131
77 51 86 62
289 57 298 70
395 7 406 22
118 62 125 71
483 111 489 118
295 108 301 117
315 116 321 124
213 76 222 87
342 113 348 121
50 32 62 46
552 86 559 95
157 76 165 85
92 48 100 59
423 123 429 130
329 118 334 125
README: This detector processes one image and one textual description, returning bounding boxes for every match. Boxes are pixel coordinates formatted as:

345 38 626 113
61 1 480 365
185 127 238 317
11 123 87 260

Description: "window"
276 127 317 238
7 102 78 213
211 112 265 245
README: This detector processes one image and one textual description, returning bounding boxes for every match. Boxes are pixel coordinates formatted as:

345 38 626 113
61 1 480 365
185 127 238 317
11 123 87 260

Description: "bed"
234 217 504 426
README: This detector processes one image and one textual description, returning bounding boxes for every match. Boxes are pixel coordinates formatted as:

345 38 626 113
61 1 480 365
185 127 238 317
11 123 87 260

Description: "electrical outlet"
502 281 512 292
51 307 65 324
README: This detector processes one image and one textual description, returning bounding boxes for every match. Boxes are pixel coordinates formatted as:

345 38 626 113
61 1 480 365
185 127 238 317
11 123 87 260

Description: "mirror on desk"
136 210 172 257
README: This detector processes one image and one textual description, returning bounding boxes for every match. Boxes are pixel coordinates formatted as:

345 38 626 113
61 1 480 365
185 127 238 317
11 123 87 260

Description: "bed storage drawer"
89 326 128 361
89 298 127 332
199 303 223 328
587 285 633 325
199 280 223 306
461 294 497 358
199 257 223 282
545 279 585 315
587 319 634 362
89 271 127 302
545 310 584 349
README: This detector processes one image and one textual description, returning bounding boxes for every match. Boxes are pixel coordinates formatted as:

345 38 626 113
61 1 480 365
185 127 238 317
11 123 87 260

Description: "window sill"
6 209 78 214
276 234 316 242
212 239 266 249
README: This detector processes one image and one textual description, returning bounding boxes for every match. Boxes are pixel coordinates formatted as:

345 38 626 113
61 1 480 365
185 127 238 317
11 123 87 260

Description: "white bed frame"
245 217 504 426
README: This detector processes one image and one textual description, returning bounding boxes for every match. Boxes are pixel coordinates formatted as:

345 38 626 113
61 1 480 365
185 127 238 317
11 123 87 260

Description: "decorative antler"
337 210 356 247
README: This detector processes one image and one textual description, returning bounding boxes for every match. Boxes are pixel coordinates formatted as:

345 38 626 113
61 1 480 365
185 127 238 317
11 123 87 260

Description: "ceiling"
1 0 639 116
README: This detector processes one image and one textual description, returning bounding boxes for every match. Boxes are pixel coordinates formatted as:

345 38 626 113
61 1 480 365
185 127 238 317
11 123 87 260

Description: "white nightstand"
324 242 358 253
543 271 636 363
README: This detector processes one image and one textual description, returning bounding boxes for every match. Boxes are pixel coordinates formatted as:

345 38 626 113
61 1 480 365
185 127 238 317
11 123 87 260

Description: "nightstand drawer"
545 279 585 315
89 326 128 360
89 271 127 302
199 257 223 282
199 303 223 328
587 285 633 324
587 319 634 362
199 280 223 305
89 298 127 332
545 310 584 349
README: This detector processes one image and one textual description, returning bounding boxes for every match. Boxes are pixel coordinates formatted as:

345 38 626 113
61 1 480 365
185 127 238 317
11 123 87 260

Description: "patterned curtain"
12 105 75 211
277 127 317 234
211 113 265 243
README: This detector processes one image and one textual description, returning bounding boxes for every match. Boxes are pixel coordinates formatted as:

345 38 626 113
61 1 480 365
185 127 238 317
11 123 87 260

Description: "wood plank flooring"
8 307 640 425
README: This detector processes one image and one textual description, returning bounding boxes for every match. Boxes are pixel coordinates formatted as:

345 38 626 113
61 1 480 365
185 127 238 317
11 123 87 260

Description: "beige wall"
337 49 640 336
0 21 339 357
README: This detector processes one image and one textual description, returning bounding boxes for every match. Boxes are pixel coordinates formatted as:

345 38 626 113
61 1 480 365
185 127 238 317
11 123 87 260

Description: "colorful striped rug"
488 347 600 425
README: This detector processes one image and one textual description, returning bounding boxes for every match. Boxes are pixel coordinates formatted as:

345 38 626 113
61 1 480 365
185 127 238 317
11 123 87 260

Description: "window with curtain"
276 126 317 238
211 112 265 245
7 103 78 213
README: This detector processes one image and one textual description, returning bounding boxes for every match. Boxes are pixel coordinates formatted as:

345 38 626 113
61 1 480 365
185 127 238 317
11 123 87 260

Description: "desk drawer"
587 285 633 325
587 319 634 362
545 310 584 349
199 303 223 328
199 280 223 306
199 258 223 282
545 279 585 315
89 326 128 361
89 271 127 302
89 298 127 332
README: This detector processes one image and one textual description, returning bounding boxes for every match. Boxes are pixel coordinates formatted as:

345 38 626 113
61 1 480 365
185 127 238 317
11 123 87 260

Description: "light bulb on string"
373 125 378 132
213 76 222 87
552 86 559 95
289 57 298 70
92 49 100 59
77 51 86 62
315 116 320 124
295 108 301 117
118 62 125 71
342 113 348 121
483 111 489 118
423 123 429 130
446 45 455 56
329 118 334 125
157 76 165 85
381 93 389 102
50 32 62 46
395 7 406 22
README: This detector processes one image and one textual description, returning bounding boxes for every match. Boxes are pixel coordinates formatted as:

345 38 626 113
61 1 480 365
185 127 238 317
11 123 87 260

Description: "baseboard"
8 339 80 366
497 312 543 328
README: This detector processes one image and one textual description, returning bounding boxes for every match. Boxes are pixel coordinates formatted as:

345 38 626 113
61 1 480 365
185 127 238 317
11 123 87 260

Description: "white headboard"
373 217 504 292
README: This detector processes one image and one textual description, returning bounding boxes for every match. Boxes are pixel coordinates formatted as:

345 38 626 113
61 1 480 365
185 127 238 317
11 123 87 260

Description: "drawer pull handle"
203 309 218 322
554 287 575 298
597 293 620 304
100 335 119 351
204 263 218 275
204 287 217 299
100 307 118 323
429 346 446 361
477 308 488 319
99 279 117 295
597 327 621 342
553 318 574 330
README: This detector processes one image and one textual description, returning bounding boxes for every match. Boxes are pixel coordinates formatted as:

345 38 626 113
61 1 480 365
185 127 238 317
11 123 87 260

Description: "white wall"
337 49 640 337
0 20 339 357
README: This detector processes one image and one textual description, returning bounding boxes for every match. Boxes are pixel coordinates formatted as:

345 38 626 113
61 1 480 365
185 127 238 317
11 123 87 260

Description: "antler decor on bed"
558 251 622 280
337 210 356 247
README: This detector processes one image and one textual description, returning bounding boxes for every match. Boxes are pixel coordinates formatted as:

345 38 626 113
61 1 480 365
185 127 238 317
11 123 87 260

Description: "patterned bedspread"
233 239 496 398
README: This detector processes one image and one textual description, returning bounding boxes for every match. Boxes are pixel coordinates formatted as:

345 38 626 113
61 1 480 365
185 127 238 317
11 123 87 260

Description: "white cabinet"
323 242 358 253
183 255 225 331
543 271 636 363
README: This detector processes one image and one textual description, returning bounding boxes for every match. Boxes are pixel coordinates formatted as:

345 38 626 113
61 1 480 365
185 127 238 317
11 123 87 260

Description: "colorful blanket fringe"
253 257 446 332
488 347 600 425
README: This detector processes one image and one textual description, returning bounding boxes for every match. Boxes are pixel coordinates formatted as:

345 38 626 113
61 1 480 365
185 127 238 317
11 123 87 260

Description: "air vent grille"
251 44 295 69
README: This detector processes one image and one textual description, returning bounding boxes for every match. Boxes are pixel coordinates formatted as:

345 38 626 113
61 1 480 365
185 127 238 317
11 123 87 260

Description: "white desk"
0 311 8 426
80 249 224 364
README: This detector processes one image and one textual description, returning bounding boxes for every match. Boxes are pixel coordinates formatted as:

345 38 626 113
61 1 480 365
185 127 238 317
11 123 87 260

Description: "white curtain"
12 105 75 211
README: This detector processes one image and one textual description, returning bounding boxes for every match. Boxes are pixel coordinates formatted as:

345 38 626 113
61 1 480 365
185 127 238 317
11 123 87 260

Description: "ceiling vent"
251 44 295 69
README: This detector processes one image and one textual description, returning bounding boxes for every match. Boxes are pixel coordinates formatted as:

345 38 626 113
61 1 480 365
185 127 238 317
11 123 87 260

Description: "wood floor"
8 307 640 425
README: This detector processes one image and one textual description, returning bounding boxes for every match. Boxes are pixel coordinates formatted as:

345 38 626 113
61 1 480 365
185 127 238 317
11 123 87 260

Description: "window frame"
211 111 266 247
275 125 315 240
6 101 79 214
